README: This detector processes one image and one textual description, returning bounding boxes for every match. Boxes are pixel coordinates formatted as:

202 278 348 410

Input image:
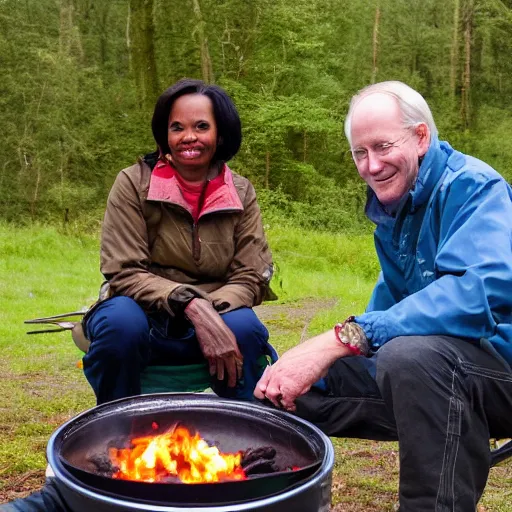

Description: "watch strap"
334 316 369 356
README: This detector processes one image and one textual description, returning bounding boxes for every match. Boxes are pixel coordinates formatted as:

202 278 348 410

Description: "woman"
83 79 277 405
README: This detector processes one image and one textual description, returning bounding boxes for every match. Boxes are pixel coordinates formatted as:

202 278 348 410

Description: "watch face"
334 322 364 356
334 323 347 344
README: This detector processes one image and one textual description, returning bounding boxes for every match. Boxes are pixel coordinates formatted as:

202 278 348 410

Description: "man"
255 81 512 511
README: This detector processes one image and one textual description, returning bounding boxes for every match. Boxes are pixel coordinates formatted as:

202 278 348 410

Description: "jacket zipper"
192 180 210 261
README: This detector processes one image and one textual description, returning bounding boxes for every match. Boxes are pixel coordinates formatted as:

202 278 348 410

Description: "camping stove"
47 393 334 511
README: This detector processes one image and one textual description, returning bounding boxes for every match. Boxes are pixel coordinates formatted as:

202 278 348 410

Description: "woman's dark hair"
151 79 242 164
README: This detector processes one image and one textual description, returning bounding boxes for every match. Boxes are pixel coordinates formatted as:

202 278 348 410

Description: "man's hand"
254 330 352 411
185 298 243 387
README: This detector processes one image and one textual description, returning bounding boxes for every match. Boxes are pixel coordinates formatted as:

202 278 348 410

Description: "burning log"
241 446 279 476
85 423 296 483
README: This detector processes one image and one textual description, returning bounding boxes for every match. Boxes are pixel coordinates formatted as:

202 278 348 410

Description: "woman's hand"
254 330 352 411
185 298 243 387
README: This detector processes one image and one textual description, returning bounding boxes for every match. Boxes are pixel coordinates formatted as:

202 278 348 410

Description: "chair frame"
490 439 512 467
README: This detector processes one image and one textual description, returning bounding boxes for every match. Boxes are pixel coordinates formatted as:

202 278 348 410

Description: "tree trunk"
460 0 473 129
98 3 111 66
59 0 83 60
450 0 460 99
30 165 41 220
59 0 72 54
129 0 159 109
191 0 214 83
25 0 32 23
126 3 131 54
371 2 381 84
265 151 270 189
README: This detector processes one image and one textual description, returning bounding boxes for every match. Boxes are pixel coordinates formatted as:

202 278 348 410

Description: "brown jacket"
100 159 273 315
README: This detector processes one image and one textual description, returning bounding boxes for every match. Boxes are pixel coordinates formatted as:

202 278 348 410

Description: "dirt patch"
255 297 336 321
255 297 337 341
0 470 46 503
330 476 397 511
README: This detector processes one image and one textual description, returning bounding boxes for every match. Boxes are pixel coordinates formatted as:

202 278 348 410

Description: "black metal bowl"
47 393 334 511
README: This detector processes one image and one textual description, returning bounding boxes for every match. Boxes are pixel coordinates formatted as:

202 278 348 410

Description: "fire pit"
47 393 334 511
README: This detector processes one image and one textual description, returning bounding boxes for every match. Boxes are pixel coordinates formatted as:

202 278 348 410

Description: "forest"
2 0 512 231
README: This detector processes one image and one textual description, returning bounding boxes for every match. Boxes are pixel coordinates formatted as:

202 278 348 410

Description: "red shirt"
149 160 226 222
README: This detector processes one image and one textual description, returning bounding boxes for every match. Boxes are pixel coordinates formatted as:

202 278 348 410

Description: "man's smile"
374 172 397 183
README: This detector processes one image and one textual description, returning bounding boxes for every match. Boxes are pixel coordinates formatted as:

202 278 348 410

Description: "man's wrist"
333 316 369 356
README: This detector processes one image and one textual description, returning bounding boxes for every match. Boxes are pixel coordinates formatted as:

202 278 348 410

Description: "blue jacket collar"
365 135 449 224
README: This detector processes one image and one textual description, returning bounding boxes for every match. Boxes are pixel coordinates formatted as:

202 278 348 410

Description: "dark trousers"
296 335 512 512
83 296 277 405
0 480 70 512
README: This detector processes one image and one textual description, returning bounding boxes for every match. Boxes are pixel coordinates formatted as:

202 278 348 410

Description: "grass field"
0 222 510 510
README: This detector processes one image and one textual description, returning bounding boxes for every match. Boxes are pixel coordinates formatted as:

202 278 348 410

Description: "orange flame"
109 423 246 483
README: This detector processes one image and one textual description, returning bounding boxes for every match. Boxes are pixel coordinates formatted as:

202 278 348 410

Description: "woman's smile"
179 147 203 159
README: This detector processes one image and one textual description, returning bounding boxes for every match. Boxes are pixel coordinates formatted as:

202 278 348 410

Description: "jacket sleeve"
366 271 398 313
208 183 273 312
100 167 208 313
356 173 512 349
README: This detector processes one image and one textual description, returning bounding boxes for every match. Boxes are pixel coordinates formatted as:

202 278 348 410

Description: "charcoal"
241 446 280 476
87 453 118 477
241 446 276 467
244 459 280 476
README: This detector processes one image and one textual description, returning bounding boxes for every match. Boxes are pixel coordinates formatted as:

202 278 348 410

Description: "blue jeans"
295 335 512 512
83 296 277 405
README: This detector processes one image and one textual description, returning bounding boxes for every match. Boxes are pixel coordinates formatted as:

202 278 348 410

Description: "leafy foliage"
1 0 512 226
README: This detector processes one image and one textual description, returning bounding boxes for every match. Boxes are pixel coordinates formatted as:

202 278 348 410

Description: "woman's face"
167 93 218 181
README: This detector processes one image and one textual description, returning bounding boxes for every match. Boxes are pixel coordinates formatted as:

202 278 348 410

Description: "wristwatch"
334 316 369 356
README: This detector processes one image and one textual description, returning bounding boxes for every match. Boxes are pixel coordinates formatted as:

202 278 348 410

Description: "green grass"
0 223 100 481
0 222 510 510
267 223 379 302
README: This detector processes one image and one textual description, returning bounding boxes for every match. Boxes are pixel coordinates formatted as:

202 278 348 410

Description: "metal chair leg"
490 439 512 467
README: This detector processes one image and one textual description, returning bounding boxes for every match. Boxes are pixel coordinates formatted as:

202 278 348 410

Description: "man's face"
349 93 430 206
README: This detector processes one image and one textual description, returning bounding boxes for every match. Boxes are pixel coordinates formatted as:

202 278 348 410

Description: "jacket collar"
147 160 244 218
365 135 449 224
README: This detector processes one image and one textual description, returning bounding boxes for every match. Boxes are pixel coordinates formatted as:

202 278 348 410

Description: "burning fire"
109 423 247 483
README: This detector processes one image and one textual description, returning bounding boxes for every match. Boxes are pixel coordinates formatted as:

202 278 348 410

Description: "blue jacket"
355 136 512 366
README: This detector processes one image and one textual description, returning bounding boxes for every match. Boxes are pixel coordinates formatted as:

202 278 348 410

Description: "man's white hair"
344 81 438 146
